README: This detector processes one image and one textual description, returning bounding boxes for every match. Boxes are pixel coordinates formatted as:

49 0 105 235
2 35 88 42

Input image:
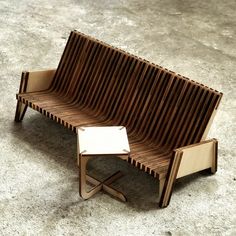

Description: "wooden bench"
15 30 223 207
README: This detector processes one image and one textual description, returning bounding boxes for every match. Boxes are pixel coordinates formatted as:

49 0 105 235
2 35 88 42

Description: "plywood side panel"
26 69 56 92
176 139 217 178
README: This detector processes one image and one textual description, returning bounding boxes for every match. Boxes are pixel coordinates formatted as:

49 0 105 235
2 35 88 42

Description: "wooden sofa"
15 30 223 207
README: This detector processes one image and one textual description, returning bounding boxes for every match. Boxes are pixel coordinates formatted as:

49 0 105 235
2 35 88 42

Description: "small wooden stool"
77 126 130 201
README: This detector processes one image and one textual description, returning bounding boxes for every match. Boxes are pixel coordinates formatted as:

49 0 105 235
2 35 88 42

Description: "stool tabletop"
77 126 130 155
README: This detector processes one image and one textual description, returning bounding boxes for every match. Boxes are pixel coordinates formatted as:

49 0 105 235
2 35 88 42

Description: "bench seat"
17 90 171 179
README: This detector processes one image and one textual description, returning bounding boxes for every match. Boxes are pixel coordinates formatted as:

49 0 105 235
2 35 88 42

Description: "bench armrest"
174 138 218 178
18 69 56 93
159 139 218 207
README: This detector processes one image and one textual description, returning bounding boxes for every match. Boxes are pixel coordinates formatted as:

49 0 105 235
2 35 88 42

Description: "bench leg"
15 100 28 122
158 178 165 202
78 154 127 202
159 152 182 208
210 140 218 174
15 71 29 122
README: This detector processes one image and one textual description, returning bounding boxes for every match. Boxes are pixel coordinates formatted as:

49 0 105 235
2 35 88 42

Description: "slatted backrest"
49 31 222 149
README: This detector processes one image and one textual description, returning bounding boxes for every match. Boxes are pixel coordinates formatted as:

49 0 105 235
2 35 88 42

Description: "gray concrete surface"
0 0 235 235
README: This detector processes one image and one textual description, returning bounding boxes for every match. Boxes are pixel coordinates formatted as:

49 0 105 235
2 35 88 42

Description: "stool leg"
78 154 102 199
102 171 127 201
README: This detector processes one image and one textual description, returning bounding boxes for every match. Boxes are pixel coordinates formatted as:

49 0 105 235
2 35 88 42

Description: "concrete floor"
0 0 235 235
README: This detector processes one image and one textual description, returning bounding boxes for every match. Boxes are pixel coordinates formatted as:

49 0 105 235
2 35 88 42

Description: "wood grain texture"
176 139 217 178
26 69 56 92
15 30 223 207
